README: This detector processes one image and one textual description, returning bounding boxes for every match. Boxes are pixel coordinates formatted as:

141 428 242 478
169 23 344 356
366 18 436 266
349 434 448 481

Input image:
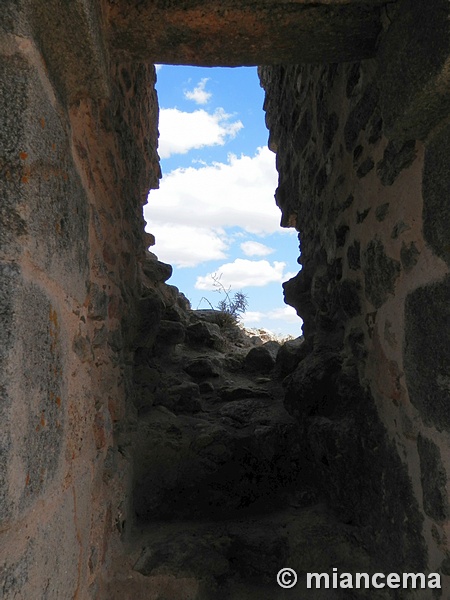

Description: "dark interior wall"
260 46 450 582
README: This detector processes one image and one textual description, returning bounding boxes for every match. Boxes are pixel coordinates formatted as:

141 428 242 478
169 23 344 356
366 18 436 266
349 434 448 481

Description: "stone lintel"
107 1 384 65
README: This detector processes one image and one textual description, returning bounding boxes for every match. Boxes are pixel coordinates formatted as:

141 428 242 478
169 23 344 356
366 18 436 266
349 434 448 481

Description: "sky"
144 65 303 337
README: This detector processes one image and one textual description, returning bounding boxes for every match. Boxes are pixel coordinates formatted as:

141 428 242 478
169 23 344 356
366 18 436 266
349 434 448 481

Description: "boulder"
155 320 186 348
142 251 173 283
134 290 164 349
184 357 221 379
244 341 280 373
218 385 271 402
186 321 225 350
157 382 202 414
274 336 306 378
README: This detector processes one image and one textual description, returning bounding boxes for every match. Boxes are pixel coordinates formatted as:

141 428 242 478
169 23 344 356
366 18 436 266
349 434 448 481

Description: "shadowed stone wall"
260 12 450 585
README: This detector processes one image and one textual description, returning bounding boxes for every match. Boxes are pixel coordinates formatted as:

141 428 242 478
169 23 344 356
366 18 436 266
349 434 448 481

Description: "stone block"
0 264 65 524
244 342 280 374
184 358 221 380
362 238 400 309
155 320 186 348
356 156 374 178
274 336 306 379
134 291 164 349
400 242 419 272
218 385 271 403
87 283 108 321
376 140 416 186
404 276 450 430
347 240 361 270
29 0 109 104
337 279 362 318
375 203 389 222
0 488 80 598
344 84 379 151
0 51 89 299
109 2 382 65
423 124 450 266
417 434 449 522
160 382 202 414
185 321 224 351
284 350 341 420
142 254 173 283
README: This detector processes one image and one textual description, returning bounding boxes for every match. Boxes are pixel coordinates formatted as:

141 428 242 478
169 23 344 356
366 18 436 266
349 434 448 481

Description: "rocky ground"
107 293 394 599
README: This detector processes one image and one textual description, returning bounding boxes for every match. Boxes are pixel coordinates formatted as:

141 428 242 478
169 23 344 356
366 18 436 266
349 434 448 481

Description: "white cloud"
155 64 163 72
266 306 300 322
243 311 264 323
238 306 299 324
195 259 286 290
146 147 280 238
184 78 212 105
158 108 243 158
241 241 274 257
150 224 228 268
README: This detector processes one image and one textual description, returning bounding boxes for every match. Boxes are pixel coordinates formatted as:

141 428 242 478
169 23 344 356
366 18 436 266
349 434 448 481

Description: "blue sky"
144 65 303 337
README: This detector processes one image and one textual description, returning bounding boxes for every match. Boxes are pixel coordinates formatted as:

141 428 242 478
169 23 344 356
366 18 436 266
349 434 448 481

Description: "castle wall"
1 0 450 596
260 17 450 580
0 4 161 596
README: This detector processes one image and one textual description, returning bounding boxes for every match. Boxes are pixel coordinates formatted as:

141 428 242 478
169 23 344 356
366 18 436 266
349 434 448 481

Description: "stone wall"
2 0 450 597
0 5 162 596
260 35 450 586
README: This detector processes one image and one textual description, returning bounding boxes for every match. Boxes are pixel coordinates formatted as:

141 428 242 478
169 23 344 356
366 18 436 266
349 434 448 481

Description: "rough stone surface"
108 1 383 66
0 50 89 297
362 239 401 308
423 124 450 266
126 504 386 600
29 0 110 103
260 57 436 580
417 434 450 523
404 277 450 430
244 342 280 373
3 1 450 596
379 0 450 140
155 320 186 348
184 357 221 379
0 11 161 596
141 254 173 283
186 321 225 350
400 241 420 272
338 279 362 318
376 139 416 186
347 240 361 270
274 336 306 379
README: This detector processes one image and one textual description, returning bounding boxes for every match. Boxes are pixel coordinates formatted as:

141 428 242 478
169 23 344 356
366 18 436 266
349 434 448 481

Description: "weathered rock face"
2 0 450 598
260 19 450 584
106 0 384 66
132 315 302 522
0 9 161 597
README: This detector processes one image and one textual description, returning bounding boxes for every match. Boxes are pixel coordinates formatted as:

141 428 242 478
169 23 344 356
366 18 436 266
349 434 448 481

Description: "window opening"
144 65 302 339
